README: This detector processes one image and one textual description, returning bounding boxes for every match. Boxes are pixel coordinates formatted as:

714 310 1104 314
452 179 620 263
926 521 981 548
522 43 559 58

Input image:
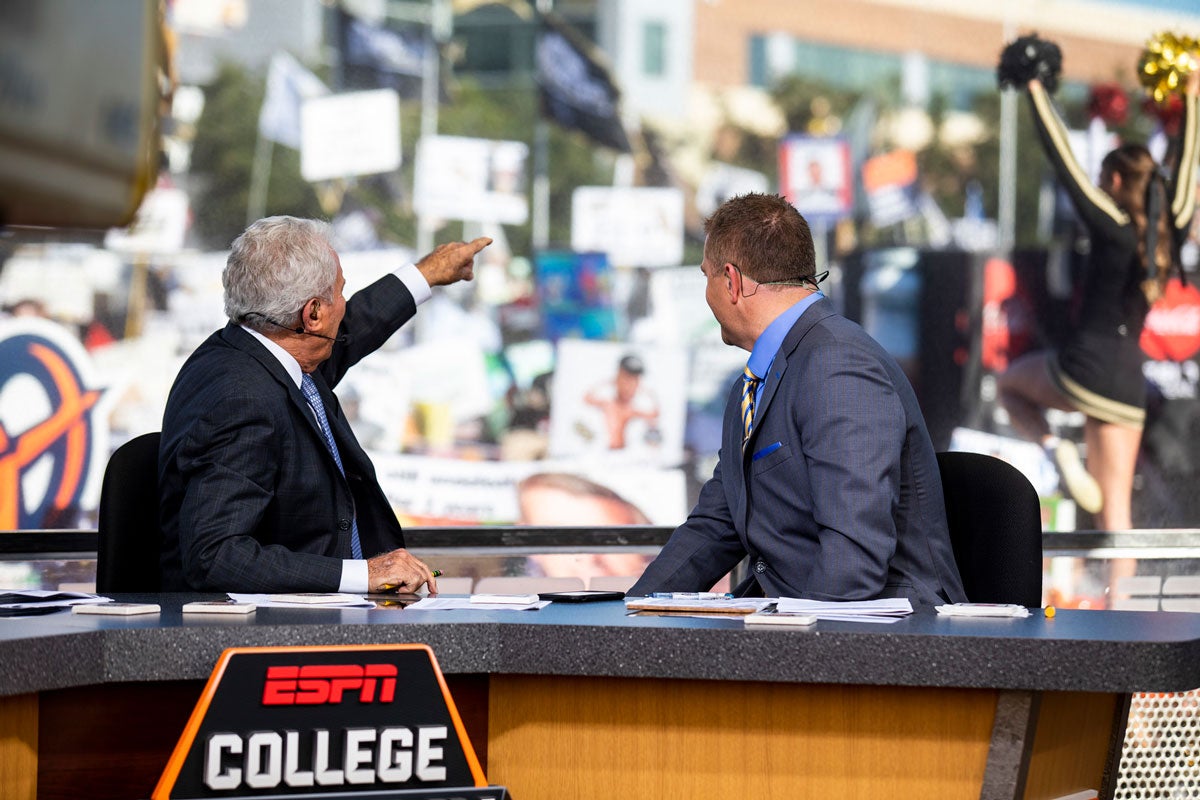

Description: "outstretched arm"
1170 71 1200 233
1025 79 1130 231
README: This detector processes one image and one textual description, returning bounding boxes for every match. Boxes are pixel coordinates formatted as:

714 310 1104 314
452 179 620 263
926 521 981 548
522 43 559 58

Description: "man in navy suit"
629 194 965 605
159 216 489 593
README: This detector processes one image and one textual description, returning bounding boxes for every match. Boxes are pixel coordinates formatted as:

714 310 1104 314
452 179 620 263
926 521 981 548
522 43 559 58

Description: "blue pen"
650 592 735 600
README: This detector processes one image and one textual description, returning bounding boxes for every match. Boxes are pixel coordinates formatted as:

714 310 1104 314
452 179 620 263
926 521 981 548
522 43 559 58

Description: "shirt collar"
241 324 303 389
746 292 823 378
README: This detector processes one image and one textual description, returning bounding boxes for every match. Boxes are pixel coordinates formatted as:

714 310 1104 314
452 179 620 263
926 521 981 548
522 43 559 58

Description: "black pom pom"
997 33 1063 92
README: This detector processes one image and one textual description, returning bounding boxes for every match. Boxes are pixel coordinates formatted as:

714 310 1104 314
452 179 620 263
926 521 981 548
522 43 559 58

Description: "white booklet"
407 597 549 611
744 611 817 627
935 603 1030 618
774 597 914 618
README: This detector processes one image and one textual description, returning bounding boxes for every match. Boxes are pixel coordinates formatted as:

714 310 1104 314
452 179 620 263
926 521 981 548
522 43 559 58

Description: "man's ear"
301 297 321 329
724 263 741 302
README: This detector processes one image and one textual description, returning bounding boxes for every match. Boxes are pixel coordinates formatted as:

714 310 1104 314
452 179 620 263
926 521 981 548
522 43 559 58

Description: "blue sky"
1095 0 1200 13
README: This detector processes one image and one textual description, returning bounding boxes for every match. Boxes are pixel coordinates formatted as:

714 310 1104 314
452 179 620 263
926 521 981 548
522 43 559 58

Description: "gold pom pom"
1139 32 1199 104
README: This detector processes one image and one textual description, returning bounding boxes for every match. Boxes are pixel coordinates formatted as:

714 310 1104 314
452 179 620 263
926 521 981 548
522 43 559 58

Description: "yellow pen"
378 570 441 592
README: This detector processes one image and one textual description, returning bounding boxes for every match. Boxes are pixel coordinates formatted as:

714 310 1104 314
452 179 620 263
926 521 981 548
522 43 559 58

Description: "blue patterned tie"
301 374 363 559
740 366 760 445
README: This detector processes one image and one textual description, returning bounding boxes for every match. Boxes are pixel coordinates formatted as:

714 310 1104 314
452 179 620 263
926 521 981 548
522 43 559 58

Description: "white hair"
223 216 337 332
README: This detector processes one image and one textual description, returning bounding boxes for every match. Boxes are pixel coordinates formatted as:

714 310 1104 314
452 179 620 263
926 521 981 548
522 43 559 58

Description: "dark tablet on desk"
538 590 625 603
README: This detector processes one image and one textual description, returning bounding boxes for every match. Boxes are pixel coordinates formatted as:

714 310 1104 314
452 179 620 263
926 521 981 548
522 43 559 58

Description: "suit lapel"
740 296 835 456
220 324 341 471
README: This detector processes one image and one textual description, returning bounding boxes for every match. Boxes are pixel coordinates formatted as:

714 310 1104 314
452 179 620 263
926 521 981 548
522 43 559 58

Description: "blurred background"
5 0 1200 606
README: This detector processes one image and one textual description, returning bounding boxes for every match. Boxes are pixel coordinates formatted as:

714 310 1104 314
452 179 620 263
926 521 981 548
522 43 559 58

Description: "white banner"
371 453 687 527
414 135 529 224
301 89 400 181
571 187 684 267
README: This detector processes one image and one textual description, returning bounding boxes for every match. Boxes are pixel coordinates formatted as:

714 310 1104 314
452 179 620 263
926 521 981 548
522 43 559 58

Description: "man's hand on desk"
368 549 439 594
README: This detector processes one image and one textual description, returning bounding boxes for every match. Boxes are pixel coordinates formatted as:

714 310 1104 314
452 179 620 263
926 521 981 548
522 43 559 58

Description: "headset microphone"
294 327 350 344
245 313 352 345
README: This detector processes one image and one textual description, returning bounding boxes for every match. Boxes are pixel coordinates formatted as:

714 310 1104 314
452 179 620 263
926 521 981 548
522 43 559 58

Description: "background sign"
570 187 684 267
414 135 529 224
301 89 401 181
534 250 618 341
779 135 852 221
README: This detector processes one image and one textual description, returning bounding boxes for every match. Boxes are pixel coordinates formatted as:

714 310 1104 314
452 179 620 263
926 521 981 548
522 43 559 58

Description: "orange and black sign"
153 644 505 799
0 319 106 529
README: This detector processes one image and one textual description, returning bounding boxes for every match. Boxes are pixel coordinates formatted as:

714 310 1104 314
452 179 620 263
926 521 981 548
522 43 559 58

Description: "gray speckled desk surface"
4 594 1200 800
1 593 1198 696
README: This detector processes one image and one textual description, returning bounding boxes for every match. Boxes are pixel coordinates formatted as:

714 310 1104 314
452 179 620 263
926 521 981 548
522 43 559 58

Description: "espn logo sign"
262 664 398 706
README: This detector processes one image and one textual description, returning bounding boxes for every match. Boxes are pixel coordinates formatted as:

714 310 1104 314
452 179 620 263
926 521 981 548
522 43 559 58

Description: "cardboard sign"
153 644 496 799
779 135 852 221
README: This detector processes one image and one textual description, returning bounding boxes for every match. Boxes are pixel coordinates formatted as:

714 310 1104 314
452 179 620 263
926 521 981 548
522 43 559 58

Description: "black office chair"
96 431 163 592
936 451 1043 607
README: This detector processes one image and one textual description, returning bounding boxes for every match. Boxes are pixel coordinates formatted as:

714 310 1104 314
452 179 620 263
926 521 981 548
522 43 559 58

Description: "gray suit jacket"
159 273 416 592
630 297 966 606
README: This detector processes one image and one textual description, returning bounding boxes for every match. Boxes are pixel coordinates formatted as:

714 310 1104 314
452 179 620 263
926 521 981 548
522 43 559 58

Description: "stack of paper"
406 596 548 611
229 593 375 609
774 597 914 624
623 596 773 615
935 603 1030 618
0 591 112 617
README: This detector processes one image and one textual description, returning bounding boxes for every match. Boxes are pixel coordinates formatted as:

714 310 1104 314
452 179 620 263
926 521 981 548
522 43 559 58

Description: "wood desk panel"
489 675 999 800
488 676 1130 800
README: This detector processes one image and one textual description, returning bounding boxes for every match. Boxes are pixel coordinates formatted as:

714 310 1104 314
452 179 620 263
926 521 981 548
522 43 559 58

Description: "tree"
189 62 323 248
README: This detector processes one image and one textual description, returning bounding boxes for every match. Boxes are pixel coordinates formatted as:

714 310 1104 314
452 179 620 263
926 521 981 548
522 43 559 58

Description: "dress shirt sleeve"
394 262 432 306
339 559 370 593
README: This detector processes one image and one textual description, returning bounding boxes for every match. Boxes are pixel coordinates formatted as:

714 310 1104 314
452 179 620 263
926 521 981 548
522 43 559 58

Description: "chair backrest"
96 432 162 593
936 451 1043 607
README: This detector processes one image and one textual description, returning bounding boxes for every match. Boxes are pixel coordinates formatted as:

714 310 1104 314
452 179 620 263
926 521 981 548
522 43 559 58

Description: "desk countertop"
2 594 1199 697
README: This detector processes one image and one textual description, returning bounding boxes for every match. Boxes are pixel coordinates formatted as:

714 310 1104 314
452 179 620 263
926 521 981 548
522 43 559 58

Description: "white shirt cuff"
394 262 432 306
339 559 370 594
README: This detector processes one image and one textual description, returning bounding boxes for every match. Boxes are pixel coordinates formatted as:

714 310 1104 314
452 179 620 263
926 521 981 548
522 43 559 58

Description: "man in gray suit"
159 216 489 593
629 194 965 606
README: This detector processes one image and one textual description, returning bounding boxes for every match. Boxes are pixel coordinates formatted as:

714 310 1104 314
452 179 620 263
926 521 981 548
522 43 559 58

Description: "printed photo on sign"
371 453 686 528
547 339 686 466
779 135 852 221
534 251 618 341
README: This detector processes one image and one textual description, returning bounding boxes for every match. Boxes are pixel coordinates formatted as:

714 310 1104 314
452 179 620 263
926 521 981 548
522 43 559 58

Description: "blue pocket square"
752 441 783 461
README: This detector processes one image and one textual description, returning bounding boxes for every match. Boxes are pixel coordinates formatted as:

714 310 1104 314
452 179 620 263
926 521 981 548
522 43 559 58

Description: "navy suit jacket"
159 273 416 592
630 297 966 606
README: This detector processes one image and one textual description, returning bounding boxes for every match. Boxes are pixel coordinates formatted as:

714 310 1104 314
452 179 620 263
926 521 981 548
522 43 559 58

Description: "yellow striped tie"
740 366 760 443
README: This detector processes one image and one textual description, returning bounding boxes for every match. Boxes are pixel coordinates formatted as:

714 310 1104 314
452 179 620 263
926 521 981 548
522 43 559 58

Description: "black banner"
535 14 631 152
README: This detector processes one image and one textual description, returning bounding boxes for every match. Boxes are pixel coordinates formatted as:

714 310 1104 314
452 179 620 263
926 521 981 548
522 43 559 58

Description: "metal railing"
6 527 1200 558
